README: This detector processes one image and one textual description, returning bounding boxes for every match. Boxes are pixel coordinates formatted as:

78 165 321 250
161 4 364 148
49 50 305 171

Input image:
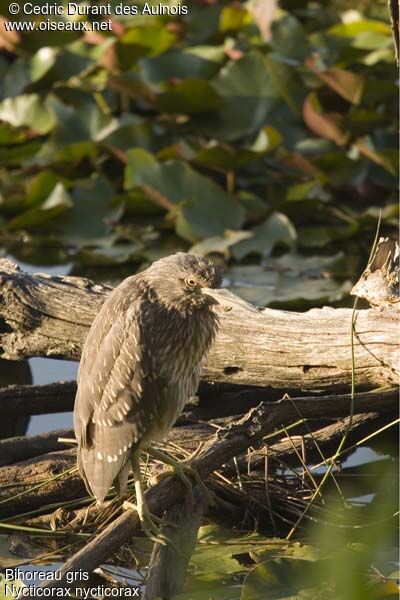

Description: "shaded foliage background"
0 0 398 307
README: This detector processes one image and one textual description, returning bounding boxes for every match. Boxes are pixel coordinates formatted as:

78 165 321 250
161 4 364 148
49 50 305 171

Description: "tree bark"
2 389 395 522
0 259 398 392
0 382 76 416
26 387 396 596
0 428 74 467
16 408 395 532
145 487 208 600
0 448 85 519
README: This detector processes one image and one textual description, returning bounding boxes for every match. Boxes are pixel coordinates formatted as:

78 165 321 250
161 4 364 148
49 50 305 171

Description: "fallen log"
27 387 397 596
0 381 76 416
0 259 398 392
0 448 85 520
0 390 397 518
1 385 396 473
16 408 396 534
145 487 208 600
0 379 277 420
0 428 74 467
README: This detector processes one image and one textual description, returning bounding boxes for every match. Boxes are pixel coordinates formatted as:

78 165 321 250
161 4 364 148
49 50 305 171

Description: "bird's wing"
74 278 164 501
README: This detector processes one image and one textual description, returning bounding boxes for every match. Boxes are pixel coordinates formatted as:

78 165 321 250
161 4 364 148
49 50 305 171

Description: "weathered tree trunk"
145 487 208 600
0 258 398 392
0 382 76 416
23 386 397 597
1 389 396 519
0 448 84 519
0 428 74 467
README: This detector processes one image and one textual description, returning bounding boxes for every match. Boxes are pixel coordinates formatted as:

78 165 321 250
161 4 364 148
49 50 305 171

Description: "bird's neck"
141 300 219 382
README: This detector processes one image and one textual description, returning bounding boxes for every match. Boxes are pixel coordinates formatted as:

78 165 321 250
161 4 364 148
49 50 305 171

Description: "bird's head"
144 252 257 316
144 253 223 314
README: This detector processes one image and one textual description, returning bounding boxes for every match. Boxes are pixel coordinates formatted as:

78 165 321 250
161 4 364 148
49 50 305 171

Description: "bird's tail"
77 425 135 502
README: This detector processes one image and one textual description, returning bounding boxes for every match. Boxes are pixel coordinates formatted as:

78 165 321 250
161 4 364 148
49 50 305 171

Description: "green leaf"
219 5 251 33
206 51 304 141
285 180 331 203
115 190 164 216
0 94 55 134
1 58 31 100
0 140 41 166
190 230 252 257
47 96 113 146
116 26 176 70
75 242 144 266
241 558 316 600
0 576 26 600
298 224 358 248
174 582 241 600
101 117 167 152
125 149 244 242
29 47 94 86
25 171 65 208
141 46 225 82
210 51 279 139
224 254 351 307
270 13 312 63
0 123 26 145
232 212 297 260
56 175 117 246
329 19 391 41
157 78 222 114
29 46 57 82
7 182 72 230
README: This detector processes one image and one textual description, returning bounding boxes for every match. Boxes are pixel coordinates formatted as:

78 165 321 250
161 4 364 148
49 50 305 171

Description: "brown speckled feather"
74 254 221 502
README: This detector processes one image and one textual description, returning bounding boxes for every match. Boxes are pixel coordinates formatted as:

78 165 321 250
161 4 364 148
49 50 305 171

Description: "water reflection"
27 358 78 436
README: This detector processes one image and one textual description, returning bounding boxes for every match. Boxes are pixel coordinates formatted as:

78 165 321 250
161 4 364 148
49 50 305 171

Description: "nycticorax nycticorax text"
74 253 239 538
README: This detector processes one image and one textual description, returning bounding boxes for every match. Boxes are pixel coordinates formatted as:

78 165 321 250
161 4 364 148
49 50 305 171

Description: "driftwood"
145 487 208 600
0 379 281 421
351 237 399 308
0 448 84 519
0 258 398 392
5 409 396 525
8 386 392 597
0 428 74 467
0 382 76 416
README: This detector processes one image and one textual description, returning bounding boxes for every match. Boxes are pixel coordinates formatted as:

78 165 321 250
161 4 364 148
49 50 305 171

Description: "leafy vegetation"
0 0 397 305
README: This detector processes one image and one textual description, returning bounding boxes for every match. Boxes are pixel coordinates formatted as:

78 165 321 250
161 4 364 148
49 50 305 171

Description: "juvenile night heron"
74 253 238 538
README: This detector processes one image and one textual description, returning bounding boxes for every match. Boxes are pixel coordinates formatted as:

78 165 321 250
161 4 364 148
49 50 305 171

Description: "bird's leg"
122 454 170 546
146 447 194 503
145 446 214 506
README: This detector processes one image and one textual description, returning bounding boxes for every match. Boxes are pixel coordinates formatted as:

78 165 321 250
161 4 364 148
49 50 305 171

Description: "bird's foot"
122 501 173 546
146 447 214 507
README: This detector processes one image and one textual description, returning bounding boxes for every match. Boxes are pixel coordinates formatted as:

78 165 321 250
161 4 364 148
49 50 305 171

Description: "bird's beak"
202 287 258 313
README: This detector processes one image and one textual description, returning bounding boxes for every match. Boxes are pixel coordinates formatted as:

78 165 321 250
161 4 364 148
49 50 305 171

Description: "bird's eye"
185 276 197 288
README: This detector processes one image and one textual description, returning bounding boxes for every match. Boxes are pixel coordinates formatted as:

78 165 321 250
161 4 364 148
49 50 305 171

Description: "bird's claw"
122 501 177 545
145 447 214 507
182 463 215 507
149 464 195 505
